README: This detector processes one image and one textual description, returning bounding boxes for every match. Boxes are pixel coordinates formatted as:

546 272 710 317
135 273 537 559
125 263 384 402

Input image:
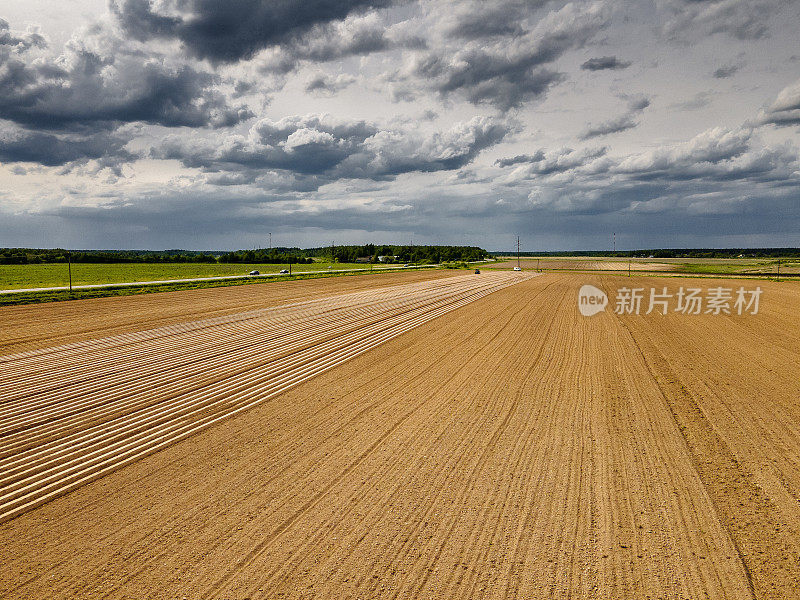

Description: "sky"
0 0 798 251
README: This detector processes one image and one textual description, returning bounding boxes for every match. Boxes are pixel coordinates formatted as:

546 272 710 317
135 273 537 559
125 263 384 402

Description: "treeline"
218 248 313 264
307 245 490 264
0 249 217 265
494 248 800 259
1 245 491 265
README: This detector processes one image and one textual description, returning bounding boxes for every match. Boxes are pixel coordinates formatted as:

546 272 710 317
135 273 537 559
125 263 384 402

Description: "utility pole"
613 232 616 254
269 232 272 251
628 257 631 277
777 258 781 281
67 251 72 293
517 236 521 269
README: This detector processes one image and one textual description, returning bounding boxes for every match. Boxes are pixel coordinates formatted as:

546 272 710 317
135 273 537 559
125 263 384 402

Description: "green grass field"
0 262 377 290
678 260 800 275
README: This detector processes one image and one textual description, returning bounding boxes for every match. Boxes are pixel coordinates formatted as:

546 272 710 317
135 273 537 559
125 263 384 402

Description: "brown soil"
1 273 798 599
0 269 462 354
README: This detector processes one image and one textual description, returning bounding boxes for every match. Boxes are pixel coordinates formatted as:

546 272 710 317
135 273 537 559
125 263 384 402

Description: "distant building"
355 257 371 263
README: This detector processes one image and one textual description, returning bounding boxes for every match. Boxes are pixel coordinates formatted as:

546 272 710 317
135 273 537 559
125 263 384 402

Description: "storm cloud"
401 2 609 110
1 0 799 250
154 114 511 187
111 0 401 63
0 28 251 132
0 128 134 167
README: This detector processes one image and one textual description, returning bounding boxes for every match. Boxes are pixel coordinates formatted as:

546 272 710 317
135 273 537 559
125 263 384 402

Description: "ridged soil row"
604 274 800 599
196 274 755 600
0 269 462 354
0 274 797 599
0 276 502 444
199 280 566 600
0 272 533 524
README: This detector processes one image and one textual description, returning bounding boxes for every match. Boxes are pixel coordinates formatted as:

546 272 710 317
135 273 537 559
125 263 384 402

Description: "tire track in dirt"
612 279 800 599
201 279 562 599
74 287 545 598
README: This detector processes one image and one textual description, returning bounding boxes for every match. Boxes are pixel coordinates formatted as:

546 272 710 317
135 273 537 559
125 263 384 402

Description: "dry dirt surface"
0 269 462 355
0 271 532 524
1 272 799 599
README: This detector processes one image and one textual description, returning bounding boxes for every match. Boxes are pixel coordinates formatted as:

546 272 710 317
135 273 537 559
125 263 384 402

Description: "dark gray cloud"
0 18 46 57
111 0 400 63
627 97 651 111
402 2 608 110
758 79 800 127
494 151 546 167
444 1 538 40
155 114 511 187
0 30 252 132
580 113 638 139
580 55 631 71
579 96 649 139
0 127 135 168
305 73 356 95
713 64 739 78
6 181 796 252
427 61 564 111
496 146 608 176
257 13 396 75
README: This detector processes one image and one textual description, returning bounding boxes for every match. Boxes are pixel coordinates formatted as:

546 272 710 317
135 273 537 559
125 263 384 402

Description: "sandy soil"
0 269 462 354
0 272 531 524
1 273 799 599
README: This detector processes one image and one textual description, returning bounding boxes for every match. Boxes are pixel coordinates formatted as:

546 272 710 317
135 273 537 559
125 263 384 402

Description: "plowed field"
1 272 798 599
489 259 677 272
